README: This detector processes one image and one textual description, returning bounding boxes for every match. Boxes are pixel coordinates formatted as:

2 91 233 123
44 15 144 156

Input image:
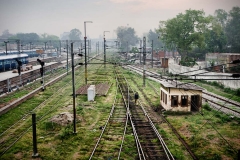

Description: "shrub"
236 88 240 96
223 87 232 93
203 103 212 111
58 125 73 141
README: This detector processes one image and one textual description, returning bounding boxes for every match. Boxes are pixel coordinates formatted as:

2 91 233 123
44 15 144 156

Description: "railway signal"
15 59 22 75
37 59 45 91
70 42 77 134
15 59 23 88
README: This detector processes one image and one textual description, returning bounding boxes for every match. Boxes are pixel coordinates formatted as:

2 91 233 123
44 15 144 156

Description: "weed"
206 134 215 140
77 106 83 114
203 103 212 111
58 125 73 141
212 153 221 160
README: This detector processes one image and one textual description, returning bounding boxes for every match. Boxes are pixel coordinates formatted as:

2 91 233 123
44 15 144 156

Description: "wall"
169 63 240 89
160 87 202 112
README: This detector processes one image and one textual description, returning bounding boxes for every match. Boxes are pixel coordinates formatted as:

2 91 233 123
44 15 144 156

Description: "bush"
223 87 232 93
236 88 240 96
203 103 212 111
58 125 73 141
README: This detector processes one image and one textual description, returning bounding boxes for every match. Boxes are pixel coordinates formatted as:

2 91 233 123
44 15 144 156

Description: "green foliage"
157 9 210 55
10 32 40 41
225 7 240 53
77 106 84 114
116 26 139 52
203 103 212 111
204 15 227 53
147 29 163 50
58 125 73 141
236 88 240 96
130 46 139 53
179 57 197 67
214 9 228 29
0 29 13 39
69 28 81 41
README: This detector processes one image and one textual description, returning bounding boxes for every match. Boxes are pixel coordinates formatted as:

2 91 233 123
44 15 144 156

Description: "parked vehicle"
0 54 28 72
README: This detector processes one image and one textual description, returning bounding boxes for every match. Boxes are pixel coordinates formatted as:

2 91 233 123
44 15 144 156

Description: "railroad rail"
129 76 198 160
115 66 174 160
0 55 99 157
89 79 134 159
125 65 240 117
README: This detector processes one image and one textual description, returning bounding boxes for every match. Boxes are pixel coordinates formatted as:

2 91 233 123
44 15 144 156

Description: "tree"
15 33 40 42
116 26 139 52
40 33 59 41
0 29 13 39
204 15 227 53
214 9 228 30
157 9 210 57
40 33 60 47
69 28 81 41
147 29 163 50
225 6 240 53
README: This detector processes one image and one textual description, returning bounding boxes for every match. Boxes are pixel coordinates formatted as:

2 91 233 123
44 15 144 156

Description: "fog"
0 0 239 39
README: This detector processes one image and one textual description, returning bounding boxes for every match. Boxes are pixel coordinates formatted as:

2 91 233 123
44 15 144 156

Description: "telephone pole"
143 37 146 87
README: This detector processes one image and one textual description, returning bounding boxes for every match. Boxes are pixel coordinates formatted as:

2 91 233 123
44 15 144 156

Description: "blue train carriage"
0 54 29 72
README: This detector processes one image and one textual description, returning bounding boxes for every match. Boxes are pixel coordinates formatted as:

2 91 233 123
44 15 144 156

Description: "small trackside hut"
160 81 203 112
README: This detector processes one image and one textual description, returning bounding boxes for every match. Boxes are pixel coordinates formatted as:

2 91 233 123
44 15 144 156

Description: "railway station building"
160 81 203 112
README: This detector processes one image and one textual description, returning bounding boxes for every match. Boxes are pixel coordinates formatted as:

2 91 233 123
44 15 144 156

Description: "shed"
160 81 203 112
87 85 96 101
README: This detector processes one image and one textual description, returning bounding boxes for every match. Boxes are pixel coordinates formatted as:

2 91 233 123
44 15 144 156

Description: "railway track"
0 56 98 157
89 79 137 159
115 66 174 160
129 76 198 160
125 65 240 117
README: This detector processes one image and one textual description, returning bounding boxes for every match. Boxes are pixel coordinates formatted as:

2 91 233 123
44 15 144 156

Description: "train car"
0 54 29 72
0 50 38 58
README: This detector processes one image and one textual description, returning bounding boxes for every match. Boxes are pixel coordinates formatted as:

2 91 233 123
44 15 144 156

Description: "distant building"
160 81 203 112
205 53 240 72
152 50 181 67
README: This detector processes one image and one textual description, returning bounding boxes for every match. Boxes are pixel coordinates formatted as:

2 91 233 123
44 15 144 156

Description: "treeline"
157 6 240 58
0 28 82 42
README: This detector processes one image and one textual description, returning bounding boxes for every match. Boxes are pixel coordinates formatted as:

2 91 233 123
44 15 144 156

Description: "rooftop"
159 80 204 91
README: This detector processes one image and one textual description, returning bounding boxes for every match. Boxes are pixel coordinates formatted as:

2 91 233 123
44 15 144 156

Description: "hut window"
161 91 162 101
165 94 167 104
181 95 188 106
171 95 178 107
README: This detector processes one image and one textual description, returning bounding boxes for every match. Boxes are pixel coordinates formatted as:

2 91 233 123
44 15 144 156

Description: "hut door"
191 95 199 111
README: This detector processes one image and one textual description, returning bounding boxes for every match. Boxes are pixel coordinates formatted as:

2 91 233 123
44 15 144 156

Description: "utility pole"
103 31 110 68
104 38 106 68
140 40 142 64
44 42 47 51
163 46 166 75
84 21 93 84
96 42 97 55
90 39 91 56
66 40 69 75
59 40 61 57
143 37 146 87
32 113 39 158
87 40 89 61
71 42 77 133
151 40 153 68
16 40 20 54
98 41 99 55
127 41 128 60
4 41 9 55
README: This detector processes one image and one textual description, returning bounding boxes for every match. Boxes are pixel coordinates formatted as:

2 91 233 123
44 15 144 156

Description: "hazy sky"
0 0 240 39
